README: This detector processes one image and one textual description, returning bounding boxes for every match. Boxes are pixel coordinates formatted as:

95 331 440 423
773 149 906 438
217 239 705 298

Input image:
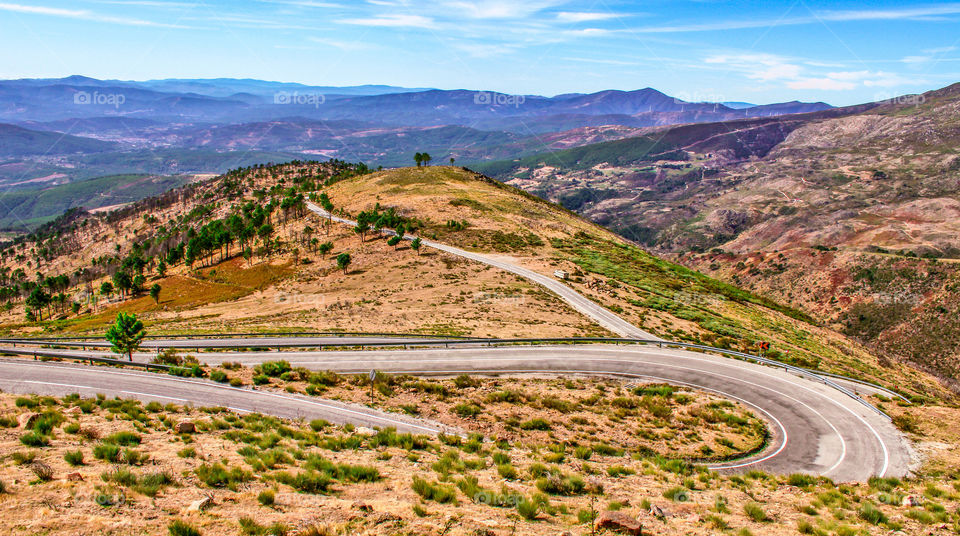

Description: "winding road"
0 341 911 481
305 202 658 339
0 204 914 481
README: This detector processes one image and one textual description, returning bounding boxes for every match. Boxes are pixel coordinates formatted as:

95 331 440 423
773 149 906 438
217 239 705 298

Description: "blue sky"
1 0 959 105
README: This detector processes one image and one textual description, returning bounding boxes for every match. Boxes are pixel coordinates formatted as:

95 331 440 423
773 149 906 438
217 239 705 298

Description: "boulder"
18 413 40 429
595 511 643 536
902 495 921 507
174 421 196 434
352 501 373 512
649 504 666 519
187 496 214 512
66 472 84 482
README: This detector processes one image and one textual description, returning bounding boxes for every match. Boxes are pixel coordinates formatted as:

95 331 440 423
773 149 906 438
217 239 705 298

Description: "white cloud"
556 11 621 23
337 13 435 28
629 3 960 34
0 1 189 27
437 0 560 19
787 78 856 90
707 54 916 91
705 53 802 81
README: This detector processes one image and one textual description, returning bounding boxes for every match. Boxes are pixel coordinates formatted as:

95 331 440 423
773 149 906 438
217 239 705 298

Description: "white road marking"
120 390 188 402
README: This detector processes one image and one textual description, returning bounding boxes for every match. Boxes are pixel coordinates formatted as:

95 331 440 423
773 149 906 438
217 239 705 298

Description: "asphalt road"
0 358 450 435
0 343 911 481
305 202 659 339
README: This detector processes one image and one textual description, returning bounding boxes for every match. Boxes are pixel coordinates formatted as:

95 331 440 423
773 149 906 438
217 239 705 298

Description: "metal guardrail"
0 347 171 371
1 335 897 419
0 331 478 342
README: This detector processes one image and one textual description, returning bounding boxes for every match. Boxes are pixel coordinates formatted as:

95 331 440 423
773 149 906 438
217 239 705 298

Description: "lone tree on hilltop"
421 153 432 166
106 312 146 361
337 252 352 274
414 153 423 167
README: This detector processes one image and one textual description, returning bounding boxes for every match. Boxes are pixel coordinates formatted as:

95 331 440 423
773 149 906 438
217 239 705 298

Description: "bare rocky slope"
479 83 960 388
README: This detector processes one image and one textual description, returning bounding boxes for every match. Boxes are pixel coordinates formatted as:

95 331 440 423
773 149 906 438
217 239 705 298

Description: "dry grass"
2 388 960 536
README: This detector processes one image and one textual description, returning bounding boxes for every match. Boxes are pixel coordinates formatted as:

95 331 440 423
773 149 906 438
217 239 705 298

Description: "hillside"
0 163 945 399
0 174 191 230
477 83 960 387
0 123 117 156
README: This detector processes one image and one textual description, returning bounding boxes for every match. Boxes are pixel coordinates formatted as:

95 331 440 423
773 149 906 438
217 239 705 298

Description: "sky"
1 0 959 105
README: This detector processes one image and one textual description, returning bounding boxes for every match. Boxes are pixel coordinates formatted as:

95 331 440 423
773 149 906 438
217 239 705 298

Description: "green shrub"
663 486 689 502
536 474 586 496
103 431 141 446
255 361 291 377
15 397 38 408
229 378 244 387
276 471 332 494
168 520 201 536
195 463 251 490
20 432 49 448
136 471 175 497
411 477 458 504
64 450 85 466
93 443 120 462
606 465 635 477
31 411 65 435
177 447 196 458
858 502 887 525
452 403 482 418
519 418 551 431
497 464 518 480
258 489 276 506
787 473 818 488
516 497 539 520
12 451 36 465
744 502 768 522
253 374 270 385
210 370 228 383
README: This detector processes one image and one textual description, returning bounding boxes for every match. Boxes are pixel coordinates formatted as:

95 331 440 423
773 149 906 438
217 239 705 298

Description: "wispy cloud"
707 53 917 91
555 11 622 23
336 13 434 28
0 2 191 28
631 3 960 34
440 0 565 20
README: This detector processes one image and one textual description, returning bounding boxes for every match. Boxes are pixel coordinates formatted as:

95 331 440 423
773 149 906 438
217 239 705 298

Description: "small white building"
554 270 568 280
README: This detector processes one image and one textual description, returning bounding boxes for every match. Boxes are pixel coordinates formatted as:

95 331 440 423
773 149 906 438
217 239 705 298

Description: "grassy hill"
0 164 946 398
